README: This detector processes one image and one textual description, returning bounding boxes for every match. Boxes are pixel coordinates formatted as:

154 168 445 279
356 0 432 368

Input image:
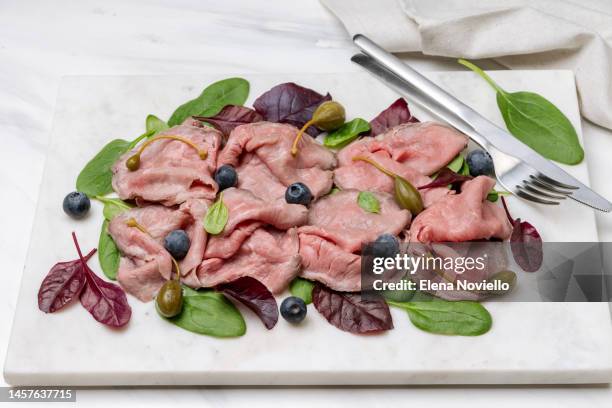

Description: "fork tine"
521 183 567 200
515 187 560 205
528 176 573 196
536 173 579 190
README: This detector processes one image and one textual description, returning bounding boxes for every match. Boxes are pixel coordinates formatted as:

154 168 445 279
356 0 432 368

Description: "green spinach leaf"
323 118 370 148
76 139 132 197
458 158 470 176
146 114 169 135
357 191 380 213
95 196 133 220
459 59 583 165
98 220 120 280
388 296 492 336
446 154 464 173
168 287 246 337
289 278 314 304
76 130 151 197
486 189 510 203
168 78 250 126
204 193 228 235
381 277 415 302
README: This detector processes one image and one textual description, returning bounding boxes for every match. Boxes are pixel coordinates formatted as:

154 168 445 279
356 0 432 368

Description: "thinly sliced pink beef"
334 122 467 207
218 122 336 200
298 190 411 292
337 122 468 175
204 187 308 259
112 119 222 206
195 227 301 293
178 199 209 278
409 176 513 243
234 153 287 201
108 205 191 301
298 234 361 292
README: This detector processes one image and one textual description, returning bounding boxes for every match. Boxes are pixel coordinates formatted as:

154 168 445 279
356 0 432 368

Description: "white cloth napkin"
321 0 612 130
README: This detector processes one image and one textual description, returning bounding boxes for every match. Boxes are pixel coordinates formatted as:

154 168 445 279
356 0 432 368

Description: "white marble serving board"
4 71 612 386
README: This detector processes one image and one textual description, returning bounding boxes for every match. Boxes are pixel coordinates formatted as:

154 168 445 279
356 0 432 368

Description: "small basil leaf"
459 59 583 165
98 220 120 281
323 118 370 148
168 78 250 126
146 114 169 135
487 190 499 202
168 287 246 337
204 194 228 235
289 277 314 305
388 298 492 336
357 191 380 214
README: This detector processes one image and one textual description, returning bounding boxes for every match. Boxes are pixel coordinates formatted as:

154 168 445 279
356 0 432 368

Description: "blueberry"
214 165 237 191
62 191 90 219
466 149 494 177
164 230 191 260
285 182 313 205
280 296 307 324
373 234 400 258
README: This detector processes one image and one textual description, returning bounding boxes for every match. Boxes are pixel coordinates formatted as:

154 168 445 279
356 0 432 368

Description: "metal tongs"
352 34 611 212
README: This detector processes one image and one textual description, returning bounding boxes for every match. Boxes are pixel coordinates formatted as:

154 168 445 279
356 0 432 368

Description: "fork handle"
350 53 491 150
353 35 486 130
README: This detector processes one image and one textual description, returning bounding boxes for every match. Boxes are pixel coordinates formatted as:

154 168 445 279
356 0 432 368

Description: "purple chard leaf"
369 98 419 137
72 232 132 328
194 105 262 137
418 167 473 190
312 283 393 334
38 248 96 313
217 276 278 329
253 82 331 136
502 197 543 272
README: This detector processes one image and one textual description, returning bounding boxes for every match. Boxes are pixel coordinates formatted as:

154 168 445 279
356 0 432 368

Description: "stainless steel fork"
352 34 611 211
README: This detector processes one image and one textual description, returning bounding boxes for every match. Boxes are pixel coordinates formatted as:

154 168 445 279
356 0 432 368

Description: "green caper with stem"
291 101 346 156
352 155 424 216
394 177 424 215
156 279 183 318
126 154 141 171
312 101 346 131
126 134 208 171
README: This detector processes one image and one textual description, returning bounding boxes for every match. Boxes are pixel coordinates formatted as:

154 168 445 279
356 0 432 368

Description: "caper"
291 101 346 156
487 270 517 295
156 280 183 318
394 176 424 215
127 135 207 170
312 101 346 131
126 154 141 171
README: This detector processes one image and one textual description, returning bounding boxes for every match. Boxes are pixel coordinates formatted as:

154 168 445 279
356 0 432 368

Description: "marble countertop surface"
1 0 611 406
